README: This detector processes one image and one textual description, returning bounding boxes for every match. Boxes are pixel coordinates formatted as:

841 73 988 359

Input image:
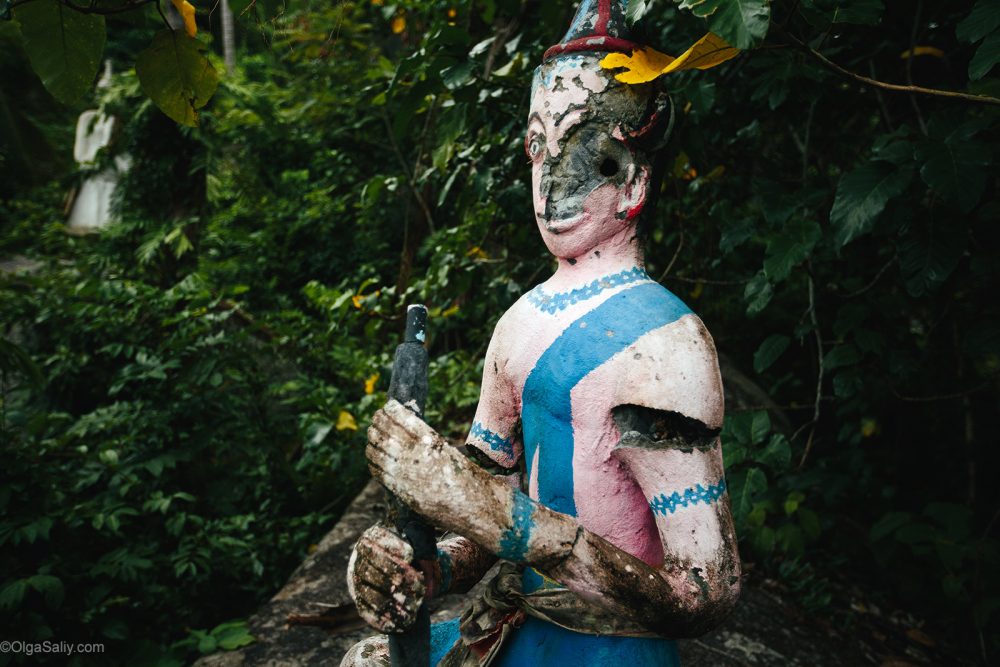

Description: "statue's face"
526 55 649 260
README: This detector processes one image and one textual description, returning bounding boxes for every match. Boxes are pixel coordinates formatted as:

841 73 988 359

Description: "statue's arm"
368 400 735 638
608 407 740 631
605 316 740 630
432 325 523 595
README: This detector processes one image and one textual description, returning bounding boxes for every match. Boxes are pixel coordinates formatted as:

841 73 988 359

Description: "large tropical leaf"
678 0 770 50
136 30 219 127
15 0 105 105
830 160 912 248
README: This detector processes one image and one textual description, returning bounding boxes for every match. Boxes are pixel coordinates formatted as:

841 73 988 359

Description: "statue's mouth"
543 213 586 235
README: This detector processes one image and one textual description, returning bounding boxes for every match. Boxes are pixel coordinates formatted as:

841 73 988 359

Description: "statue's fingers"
353 545 417 583
362 524 413 556
379 401 426 437
371 407 394 433
355 593 417 634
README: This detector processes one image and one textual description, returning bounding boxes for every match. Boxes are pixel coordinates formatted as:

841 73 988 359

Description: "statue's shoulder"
614 287 724 429
483 292 539 358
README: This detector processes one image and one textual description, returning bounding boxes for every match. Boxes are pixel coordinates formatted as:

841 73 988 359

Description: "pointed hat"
543 0 643 62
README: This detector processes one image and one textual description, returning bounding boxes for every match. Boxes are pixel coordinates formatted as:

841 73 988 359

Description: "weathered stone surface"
195 478 877 667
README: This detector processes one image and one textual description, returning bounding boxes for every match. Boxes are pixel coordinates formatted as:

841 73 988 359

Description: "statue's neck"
547 227 644 291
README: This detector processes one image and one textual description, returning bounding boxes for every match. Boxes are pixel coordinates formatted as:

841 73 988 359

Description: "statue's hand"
347 523 427 634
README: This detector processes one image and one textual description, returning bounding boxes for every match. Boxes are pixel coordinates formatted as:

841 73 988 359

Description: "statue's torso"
489 269 723 569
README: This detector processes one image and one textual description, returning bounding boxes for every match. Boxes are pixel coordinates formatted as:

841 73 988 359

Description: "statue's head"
527 0 672 260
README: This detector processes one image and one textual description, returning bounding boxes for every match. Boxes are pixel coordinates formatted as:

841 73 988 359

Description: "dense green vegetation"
1 0 998 664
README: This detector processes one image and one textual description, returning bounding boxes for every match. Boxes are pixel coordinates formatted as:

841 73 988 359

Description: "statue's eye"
527 137 542 158
600 158 619 177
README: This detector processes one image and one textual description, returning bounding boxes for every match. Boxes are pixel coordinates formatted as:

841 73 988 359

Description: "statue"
343 2 740 664
67 61 131 235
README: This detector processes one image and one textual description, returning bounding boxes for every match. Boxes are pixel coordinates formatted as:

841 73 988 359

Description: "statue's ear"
619 162 649 221
628 92 675 153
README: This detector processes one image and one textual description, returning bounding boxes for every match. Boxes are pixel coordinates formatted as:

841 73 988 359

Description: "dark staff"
385 304 434 667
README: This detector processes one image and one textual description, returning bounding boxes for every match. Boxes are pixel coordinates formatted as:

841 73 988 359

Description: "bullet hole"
600 158 619 177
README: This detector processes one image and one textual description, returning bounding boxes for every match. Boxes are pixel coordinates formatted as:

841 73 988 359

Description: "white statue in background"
67 61 130 234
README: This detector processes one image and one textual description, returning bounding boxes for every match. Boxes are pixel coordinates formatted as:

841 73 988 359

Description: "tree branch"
12 0 159 16
796 269 823 469
783 32 1000 107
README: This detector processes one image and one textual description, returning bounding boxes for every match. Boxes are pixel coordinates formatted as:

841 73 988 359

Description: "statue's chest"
508 283 673 516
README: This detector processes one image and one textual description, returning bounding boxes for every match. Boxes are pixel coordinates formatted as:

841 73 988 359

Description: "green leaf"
759 434 791 469
969 30 1000 81
27 575 64 608
0 579 27 610
777 523 805 555
732 466 767 519
136 30 219 127
627 0 652 24
750 410 771 444
871 129 914 166
783 490 805 515
197 634 218 654
15 0 106 105
441 61 474 90
915 121 991 210
899 220 966 297
723 442 747 468
764 219 821 282
870 511 912 541
830 160 912 247
956 0 1000 44
744 272 773 316
0 339 42 387
830 0 883 25
823 344 860 370
212 621 256 650
751 524 775 554
718 215 753 254
798 507 821 539
754 334 790 373
678 0 770 50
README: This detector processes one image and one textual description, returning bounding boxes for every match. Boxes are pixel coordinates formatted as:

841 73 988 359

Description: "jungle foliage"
1 0 999 664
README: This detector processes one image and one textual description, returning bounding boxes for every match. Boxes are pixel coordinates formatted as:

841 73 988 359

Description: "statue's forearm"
368 402 736 637
433 535 496 596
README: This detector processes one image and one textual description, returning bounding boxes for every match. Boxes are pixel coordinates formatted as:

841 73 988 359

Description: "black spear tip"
404 304 427 345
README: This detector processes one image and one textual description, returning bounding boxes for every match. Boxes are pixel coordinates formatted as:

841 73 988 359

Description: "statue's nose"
543 152 596 220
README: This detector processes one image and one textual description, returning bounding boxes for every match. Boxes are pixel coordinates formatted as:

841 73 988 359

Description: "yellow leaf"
861 418 879 438
600 48 675 84
900 46 945 59
336 411 358 431
600 33 738 85
466 245 488 260
351 294 363 309
661 33 739 75
391 15 406 34
447 7 457 19
364 372 380 395
371 0 383 5
690 281 704 300
442 303 460 318
171 0 197 38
